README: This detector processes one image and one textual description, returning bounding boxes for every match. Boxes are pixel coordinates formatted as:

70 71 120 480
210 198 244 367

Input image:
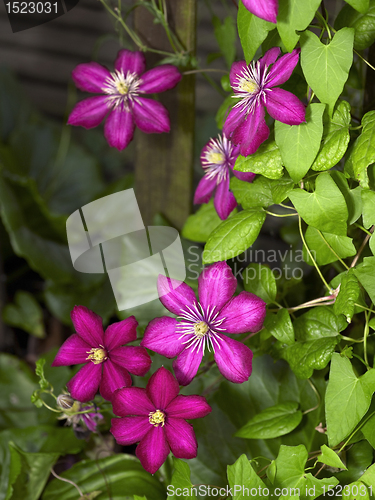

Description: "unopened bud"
57 394 74 410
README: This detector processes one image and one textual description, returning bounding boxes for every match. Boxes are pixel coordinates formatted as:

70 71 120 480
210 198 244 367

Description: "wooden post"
134 0 196 230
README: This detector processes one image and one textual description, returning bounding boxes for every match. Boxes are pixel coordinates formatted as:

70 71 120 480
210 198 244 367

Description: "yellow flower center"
115 80 129 95
86 347 107 365
238 78 259 94
149 410 165 427
194 321 209 339
206 151 225 165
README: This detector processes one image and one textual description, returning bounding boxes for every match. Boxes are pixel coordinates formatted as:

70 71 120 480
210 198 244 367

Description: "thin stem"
316 10 332 40
364 305 373 369
339 410 375 452
350 227 373 268
316 229 350 270
298 217 331 292
354 223 373 236
302 379 321 415
354 49 375 72
354 303 375 313
264 210 298 218
50 467 84 497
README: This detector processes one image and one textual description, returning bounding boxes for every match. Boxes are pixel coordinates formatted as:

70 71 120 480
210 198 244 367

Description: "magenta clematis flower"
110 367 211 474
242 0 278 23
224 47 306 157
194 134 255 220
52 306 151 402
141 262 266 386
67 49 181 150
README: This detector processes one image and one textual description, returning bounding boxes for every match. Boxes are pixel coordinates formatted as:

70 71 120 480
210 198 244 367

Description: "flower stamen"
86 346 107 364
149 409 165 427
194 321 209 339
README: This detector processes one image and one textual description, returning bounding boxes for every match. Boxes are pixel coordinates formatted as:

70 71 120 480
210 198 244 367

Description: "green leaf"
277 0 323 52
213 15 237 68
271 444 339 497
243 263 277 303
264 309 295 345
275 103 325 182
227 455 268 500
334 270 360 323
289 172 348 235
301 29 354 116
282 337 338 379
335 1 375 51
343 482 370 500
2 291 45 338
350 110 375 188
311 101 351 171
269 175 295 204
353 256 375 303
318 444 347 470
238 1 275 63
303 226 356 265
345 0 369 13
235 401 302 439
42 455 166 500
182 200 237 243
361 190 375 228
230 176 273 208
8 442 59 500
293 307 343 340
203 209 266 264
234 140 283 179
331 170 363 224
35 359 49 391
168 459 196 500
325 353 375 446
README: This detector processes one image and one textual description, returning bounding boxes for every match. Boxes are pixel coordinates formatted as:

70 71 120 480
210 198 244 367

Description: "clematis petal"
266 49 300 87
231 168 256 183
111 416 150 445
132 98 170 134
165 418 197 459
229 60 247 88
242 0 278 23
218 291 266 334
110 346 151 376
71 306 104 347
194 176 217 204
112 387 154 417
146 367 180 409
52 334 91 367
104 106 135 151
173 347 203 386
72 62 111 93
214 175 237 220
265 88 306 125
166 395 212 419
141 317 182 358
232 105 270 156
136 426 170 474
115 49 146 75
99 359 132 401
67 96 109 129
223 105 246 138
157 275 198 316
66 362 102 402
213 335 253 383
139 65 181 93
198 261 237 313
260 47 281 70
104 316 138 351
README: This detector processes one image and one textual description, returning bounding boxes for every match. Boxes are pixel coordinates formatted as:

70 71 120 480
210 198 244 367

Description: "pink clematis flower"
111 367 211 474
224 47 306 157
194 134 255 220
141 262 266 386
242 0 278 23
52 306 151 402
67 49 181 150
